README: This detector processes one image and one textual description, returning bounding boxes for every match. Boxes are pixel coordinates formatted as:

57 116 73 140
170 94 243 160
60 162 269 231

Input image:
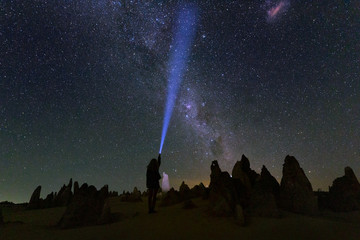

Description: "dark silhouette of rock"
249 166 280 217
160 188 182 206
28 185 42 209
58 183 109 228
259 165 280 196
73 181 79 196
209 160 222 186
42 192 54 208
179 181 191 200
232 160 251 192
129 187 142 202
120 187 142 202
54 178 73 207
119 191 130 202
109 191 118 197
231 155 260 207
315 190 329 210
209 160 238 217
232 155 260 187
191 182 207 198
279 155 318 215
328 166 360 212
179 181 190 193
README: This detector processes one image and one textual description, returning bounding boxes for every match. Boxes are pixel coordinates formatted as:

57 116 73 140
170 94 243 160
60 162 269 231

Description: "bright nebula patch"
266 0 289 22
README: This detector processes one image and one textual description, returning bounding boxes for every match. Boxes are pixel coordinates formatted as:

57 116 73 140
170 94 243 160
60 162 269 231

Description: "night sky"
1 0 359 203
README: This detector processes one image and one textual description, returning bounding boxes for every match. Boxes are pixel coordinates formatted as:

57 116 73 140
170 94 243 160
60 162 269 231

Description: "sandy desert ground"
1 196 360 240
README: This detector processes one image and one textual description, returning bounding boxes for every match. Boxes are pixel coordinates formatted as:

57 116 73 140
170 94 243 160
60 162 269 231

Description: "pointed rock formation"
109 191 119 197
232 160 251 191
58 183 110 228
54 178 73 206
179 181 191 200
130 187 142 202
28 186 42 209
119 187 142 202
259 165 280 196
209 160 238 216
328 166 360 212
231 155 260 207
179 181 190 193
73 181 79 196
190 182 207 198
160 188 182 207
232 155 260 187
42 192 54 208
279 155 318 215
249 166 280 217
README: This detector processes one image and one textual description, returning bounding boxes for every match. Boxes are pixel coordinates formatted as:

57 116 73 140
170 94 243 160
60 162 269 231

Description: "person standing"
146 154 161 213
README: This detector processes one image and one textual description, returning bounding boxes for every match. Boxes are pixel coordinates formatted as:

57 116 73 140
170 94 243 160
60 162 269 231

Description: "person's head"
147 158 159 171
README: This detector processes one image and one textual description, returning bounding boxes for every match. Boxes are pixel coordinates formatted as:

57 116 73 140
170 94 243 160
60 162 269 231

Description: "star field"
1 0 359 203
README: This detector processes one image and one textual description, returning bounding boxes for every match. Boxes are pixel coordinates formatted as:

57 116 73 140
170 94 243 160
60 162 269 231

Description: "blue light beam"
159 5 198 154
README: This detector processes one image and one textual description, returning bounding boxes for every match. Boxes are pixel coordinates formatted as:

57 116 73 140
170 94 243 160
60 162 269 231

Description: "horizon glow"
159 5 198 154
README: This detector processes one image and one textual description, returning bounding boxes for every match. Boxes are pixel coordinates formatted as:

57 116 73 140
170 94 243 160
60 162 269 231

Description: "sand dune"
1 197 360 240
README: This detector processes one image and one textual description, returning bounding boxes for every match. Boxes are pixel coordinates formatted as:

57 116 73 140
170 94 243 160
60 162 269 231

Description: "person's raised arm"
158 154 161 166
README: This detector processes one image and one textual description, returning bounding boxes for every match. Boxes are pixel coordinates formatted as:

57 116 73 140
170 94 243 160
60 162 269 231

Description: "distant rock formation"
42 192 54 208
109 191 119 197
160 188 182 206
53 178 73 207
279 155 318 215
119 187 142 202
28 185 42 209
190 182 207 199
73 181 79 195
328 166 360 212
58 184 110 228
249 165 280 217
27 178 118 211
208 160 239 217
131 187 142 202
179 181 191 200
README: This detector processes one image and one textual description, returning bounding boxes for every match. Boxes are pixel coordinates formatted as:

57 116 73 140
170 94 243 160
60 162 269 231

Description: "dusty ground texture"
1 197 360 240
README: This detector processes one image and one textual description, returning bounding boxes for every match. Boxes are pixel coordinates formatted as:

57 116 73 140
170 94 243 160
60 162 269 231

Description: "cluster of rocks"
119 187 142 202
208 155 320 222
208 154 360 222
58 184 111 228
28 178 74 210
27 179 115 228
160 182 207 207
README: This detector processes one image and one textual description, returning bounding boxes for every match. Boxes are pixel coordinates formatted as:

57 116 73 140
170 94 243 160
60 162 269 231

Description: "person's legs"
151 187 158 212
148 188 153 213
